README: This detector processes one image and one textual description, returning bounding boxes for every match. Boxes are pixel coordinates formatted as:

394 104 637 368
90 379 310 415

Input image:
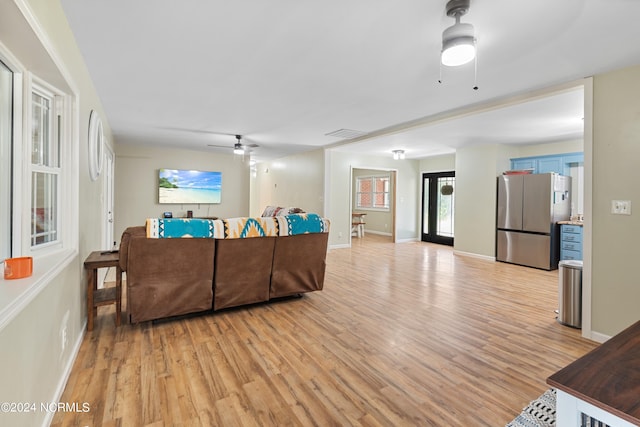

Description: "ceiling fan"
207 134 259 155
157 126 260 154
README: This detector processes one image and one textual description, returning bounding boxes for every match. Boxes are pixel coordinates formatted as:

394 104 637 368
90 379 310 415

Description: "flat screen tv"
158 168 222 204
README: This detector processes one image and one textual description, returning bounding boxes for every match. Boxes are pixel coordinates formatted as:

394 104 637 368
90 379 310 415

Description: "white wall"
515 139 583 158
326 150 420 246
0 1 111 426
419 153 455 172
591 64 640 336
251 149 325 217
114 143 250 242
453 144 517 257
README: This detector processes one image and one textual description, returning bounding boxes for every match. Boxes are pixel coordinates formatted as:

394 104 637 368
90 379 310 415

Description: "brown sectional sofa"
119 215 329 323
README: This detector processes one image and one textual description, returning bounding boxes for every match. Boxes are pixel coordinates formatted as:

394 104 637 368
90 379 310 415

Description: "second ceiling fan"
208 134 258 155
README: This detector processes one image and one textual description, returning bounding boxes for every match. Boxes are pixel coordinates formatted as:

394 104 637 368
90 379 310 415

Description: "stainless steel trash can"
557 260 583 328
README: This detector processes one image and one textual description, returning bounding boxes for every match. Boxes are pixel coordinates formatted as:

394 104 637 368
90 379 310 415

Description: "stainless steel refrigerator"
496 173 571 270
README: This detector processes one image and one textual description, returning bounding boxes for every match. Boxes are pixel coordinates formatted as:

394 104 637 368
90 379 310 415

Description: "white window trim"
356 174 391 212
23 75 67 254
0 49 79 331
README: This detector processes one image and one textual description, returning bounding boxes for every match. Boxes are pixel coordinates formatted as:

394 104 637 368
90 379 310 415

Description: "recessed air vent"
325 129 367 139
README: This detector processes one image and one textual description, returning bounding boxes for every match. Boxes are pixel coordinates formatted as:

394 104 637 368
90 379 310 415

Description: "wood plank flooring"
53 235 598 426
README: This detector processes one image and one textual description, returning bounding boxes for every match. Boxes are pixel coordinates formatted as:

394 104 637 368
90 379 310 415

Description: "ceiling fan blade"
161 127 260 149
158 126 235 136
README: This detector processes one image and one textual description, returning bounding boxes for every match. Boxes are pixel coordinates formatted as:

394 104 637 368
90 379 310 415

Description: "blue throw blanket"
147 218 219 238
147 214 329 239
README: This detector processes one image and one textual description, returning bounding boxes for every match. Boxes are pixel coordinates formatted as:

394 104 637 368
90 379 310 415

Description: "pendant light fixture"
441 0 476 67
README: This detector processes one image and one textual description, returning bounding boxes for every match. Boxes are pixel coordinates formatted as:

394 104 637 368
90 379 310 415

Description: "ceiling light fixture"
233 135 245 155
233 142 245 155
392 150 405 160
441 0 476 67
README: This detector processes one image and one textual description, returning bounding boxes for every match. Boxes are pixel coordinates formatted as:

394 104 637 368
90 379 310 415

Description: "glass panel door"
421 172 455 246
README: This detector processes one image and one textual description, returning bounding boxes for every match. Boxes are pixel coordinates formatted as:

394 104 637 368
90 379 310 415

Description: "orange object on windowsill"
3 257 33 280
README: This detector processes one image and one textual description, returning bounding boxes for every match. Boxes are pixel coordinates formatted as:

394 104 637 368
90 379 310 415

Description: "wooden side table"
84 250 122 331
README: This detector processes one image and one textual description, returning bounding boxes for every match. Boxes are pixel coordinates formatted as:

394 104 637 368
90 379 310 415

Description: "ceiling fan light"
233 142 245 155
441 23 476 66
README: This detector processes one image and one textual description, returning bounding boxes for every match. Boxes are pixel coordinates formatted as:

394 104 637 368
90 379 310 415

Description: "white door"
98 146 115 288
103 145 115 250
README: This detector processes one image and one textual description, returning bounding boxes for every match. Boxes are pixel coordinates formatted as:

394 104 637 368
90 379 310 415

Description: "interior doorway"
351 167 397 243
421 171 455 246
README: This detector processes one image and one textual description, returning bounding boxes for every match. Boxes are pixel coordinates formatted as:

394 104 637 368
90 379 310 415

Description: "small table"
351 213 366 238
84 250 122 331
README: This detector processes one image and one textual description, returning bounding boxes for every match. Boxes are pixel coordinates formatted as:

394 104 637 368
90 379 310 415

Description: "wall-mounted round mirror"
88 110 104 181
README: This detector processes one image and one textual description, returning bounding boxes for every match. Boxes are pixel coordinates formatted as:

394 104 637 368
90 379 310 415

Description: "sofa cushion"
213 237 276 310
126 237 215 322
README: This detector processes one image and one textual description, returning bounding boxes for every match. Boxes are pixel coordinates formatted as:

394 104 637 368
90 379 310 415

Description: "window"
30 87 61 247
0 60 12 260
356 175 390 210
0 8 78 329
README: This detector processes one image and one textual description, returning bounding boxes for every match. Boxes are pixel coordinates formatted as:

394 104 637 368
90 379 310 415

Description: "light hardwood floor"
53 234 597 426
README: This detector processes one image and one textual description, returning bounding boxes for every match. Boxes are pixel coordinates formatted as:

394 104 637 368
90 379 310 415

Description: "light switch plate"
611 200 632 215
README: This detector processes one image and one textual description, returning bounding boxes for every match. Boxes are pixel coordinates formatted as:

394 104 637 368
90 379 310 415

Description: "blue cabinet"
538 157 564 174
510 152 583 175
560 224 583 260
511 158 537 171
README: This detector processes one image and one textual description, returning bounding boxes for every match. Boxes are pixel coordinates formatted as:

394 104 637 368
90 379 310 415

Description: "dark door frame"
421 171 455 246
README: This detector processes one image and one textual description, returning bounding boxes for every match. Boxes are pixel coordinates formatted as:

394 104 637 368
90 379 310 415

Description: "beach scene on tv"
158 168 222 204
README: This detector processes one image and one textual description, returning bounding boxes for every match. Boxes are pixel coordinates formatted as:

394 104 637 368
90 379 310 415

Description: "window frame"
0 6 79 333
29 83 63 249
13 71 75 258
356 174 391 212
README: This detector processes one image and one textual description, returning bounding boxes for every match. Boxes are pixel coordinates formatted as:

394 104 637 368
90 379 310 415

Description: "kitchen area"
496 152 584 327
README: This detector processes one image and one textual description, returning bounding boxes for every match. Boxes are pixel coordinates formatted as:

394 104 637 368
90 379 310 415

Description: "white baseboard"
329 243 350 250
396 237 419 243
364 230 392 237
453 249 495 262
42 321 87 427
588 330 611 344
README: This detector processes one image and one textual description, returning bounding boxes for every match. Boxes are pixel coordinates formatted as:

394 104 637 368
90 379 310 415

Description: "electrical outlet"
338 231 343 238
611 200 632 215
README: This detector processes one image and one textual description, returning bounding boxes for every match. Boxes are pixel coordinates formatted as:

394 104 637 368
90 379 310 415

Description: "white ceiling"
59 0 640 162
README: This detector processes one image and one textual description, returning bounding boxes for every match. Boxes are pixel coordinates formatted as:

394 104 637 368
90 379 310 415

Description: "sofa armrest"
270 233 329 298
119 226 146 271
